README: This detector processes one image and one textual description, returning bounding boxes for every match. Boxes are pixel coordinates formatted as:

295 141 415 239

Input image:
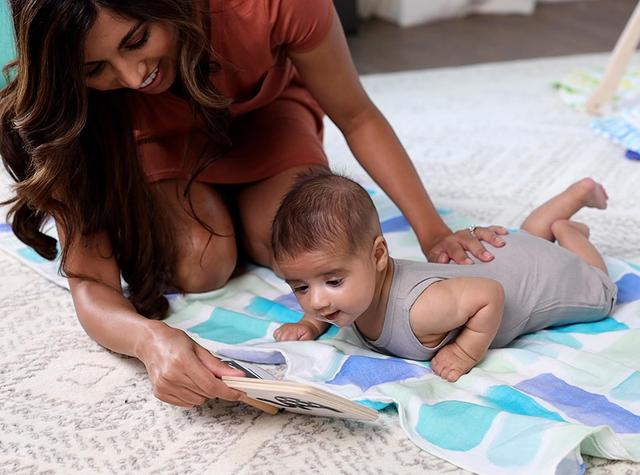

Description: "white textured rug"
1 53 639 474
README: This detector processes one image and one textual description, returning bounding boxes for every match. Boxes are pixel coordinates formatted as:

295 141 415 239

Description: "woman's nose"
112 58 147 89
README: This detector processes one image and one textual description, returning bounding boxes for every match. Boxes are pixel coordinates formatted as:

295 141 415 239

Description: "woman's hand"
426 226 508 264
135 321 246 408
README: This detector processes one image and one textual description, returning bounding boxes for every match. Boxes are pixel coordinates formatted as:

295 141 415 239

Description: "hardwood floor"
347 0 637 73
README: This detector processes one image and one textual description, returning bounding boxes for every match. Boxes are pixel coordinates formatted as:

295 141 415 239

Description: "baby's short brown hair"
272 170 381 261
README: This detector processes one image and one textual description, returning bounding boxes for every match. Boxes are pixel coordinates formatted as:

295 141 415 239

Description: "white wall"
357 0 595 27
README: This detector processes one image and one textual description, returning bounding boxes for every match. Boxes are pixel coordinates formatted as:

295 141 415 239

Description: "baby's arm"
274 315 329 342
411 277 504 382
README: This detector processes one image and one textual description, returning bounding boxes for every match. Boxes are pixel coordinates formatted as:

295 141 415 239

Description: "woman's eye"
126 28 149 50
85 62 104 77
327 279 343 287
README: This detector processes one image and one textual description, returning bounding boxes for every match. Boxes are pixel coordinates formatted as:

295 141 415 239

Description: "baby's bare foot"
571 177 608 209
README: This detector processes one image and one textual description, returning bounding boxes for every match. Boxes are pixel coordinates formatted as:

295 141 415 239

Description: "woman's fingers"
153 359 243 406
435 252 450 264
428 225 510 264
195 344 244 378
159 394 196 408
153 377 207 407
142 325 246 406
169 390 206 408
426 247 448 263
456 228 492 262
473 226 507 248
191 345 245 401
490 225 509 236
428 240 471 264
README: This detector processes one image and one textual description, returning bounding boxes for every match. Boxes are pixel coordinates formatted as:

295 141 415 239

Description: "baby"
272 171 617 382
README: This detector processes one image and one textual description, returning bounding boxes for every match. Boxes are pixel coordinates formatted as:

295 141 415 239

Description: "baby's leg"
520 178 608 241
550 219 607 272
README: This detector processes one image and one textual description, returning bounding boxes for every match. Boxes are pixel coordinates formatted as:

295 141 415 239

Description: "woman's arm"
59 226 245 407
289 9 506 263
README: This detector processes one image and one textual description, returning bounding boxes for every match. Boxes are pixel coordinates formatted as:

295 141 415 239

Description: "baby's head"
272 170 389 327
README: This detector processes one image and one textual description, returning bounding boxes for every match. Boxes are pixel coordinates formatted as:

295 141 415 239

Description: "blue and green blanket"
555 67 640 155
1 188 639 475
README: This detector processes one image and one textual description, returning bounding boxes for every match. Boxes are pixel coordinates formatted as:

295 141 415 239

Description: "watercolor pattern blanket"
1 189 639 475
555 67 640 155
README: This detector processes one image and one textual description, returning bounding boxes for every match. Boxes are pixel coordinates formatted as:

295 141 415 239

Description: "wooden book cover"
221 359 378 422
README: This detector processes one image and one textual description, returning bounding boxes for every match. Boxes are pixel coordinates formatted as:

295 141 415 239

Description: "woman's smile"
138 61 164 93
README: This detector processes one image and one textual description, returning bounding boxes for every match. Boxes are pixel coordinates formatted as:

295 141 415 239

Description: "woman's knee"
237 164 329 268
242 229 272 268
175 228 237 293
153 180 238 293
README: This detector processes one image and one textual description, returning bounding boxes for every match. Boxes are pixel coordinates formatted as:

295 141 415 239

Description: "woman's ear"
372 235 389 271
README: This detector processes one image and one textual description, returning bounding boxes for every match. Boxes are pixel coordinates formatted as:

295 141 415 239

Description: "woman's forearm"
69 278 155 359
342 106 451 250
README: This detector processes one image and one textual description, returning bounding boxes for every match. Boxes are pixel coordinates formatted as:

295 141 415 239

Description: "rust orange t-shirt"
133 0 334 184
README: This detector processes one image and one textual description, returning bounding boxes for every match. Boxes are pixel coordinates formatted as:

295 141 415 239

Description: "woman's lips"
139 62 163 93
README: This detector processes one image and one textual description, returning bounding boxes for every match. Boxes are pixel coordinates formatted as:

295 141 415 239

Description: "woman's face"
83 7 178 94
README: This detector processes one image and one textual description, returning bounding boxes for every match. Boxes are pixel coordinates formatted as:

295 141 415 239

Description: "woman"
0 0 506 408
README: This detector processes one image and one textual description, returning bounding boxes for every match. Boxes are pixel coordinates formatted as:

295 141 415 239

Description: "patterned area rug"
1 53 639 474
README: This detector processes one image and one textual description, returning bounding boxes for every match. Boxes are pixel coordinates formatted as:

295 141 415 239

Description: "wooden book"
221 359 378 422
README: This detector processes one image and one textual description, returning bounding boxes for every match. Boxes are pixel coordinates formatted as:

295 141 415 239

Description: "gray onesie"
356 231 617 360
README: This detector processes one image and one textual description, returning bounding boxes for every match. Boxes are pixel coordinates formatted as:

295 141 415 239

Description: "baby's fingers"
274 324 304 341
274 325 292 341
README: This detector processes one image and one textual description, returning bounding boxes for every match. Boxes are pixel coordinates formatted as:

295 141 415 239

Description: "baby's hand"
274 322 320 342
430 342 480 382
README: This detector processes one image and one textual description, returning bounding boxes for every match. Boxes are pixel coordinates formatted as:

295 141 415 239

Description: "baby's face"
276 247 379 327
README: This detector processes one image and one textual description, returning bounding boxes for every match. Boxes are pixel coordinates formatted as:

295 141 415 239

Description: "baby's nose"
310 290 330 310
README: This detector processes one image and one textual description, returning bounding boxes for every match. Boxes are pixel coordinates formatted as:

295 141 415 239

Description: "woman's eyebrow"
84 20 144 66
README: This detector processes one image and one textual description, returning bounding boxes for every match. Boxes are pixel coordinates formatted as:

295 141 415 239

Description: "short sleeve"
268 0 334 53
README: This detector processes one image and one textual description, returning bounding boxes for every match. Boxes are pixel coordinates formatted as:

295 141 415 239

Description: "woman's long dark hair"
0 0 230 318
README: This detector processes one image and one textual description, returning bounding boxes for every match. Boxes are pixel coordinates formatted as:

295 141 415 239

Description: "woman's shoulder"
210 0 333 52
208 0 250 13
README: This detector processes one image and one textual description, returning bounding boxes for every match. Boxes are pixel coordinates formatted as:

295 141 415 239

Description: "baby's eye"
326 279 343 287
293 285 308 294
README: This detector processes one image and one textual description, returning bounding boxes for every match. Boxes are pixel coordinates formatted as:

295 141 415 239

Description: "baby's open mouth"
321 311 339 321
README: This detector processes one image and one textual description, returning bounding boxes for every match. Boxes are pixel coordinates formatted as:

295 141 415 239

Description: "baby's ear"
372 235 388 271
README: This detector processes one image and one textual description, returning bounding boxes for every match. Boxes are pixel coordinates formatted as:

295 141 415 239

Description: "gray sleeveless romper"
356 231 617 360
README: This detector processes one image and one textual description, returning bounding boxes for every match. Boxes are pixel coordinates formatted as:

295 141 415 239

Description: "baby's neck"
354 257 395 341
